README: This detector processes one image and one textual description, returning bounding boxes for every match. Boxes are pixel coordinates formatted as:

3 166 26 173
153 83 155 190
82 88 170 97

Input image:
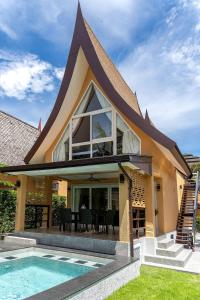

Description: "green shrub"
191 163 200 173
196 216 200 232
52 194 66 226
0 162 7 168
0 190 16 234
0 180 15 188
52 194 66 209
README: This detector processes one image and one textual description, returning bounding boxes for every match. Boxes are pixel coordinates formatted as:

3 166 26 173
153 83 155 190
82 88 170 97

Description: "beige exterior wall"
176 170 186 210
0 173 17 185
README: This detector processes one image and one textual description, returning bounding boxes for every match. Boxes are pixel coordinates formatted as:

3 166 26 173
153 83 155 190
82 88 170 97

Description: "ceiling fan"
87 173 101 182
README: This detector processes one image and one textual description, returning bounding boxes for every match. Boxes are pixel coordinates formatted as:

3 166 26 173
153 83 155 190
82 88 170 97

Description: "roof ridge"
0 110 39 131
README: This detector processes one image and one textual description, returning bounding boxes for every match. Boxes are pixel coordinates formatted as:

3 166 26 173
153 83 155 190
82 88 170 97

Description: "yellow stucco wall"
0 173 17 185
176 170 186 210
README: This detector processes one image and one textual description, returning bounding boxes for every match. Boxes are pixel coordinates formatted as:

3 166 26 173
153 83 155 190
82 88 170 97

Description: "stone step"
157 238 174 249
4 235 37 246
145 249 192 267
156 244 183 257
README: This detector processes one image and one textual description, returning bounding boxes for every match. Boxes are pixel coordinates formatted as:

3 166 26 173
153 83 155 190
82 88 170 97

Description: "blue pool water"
0 256 93 300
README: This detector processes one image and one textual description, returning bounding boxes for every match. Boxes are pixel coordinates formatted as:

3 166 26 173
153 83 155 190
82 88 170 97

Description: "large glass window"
52 84 141 162
92 188 108 210
75 85 110 115
73 186 118 212
72 145 90 160
92 142 113 157
53 125 70 162
74 188 90 212
72 116 90 144
112 187 119 211
116 115 140 155
92 112 112 139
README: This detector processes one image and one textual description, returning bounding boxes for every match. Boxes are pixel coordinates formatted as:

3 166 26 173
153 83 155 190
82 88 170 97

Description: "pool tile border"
25 248 138 300
0 242 139 300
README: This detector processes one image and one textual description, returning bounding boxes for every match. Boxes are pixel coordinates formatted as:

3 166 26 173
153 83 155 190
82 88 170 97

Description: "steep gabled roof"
84 20 141 115
0 111 39 166
25 3 191 177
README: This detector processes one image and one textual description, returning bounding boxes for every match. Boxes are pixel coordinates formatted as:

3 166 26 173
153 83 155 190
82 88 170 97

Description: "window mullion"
113 110 116 155
90 115 92 157
69 121 72 160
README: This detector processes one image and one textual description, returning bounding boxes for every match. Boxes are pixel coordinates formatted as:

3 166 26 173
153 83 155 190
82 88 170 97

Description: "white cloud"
0 50 62 100
0 0 157 49
118 0 200 136
54 67 65 80
0 21 17 40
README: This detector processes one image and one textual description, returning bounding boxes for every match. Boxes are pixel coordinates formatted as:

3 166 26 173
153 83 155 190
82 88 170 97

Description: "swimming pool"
0 249 106 300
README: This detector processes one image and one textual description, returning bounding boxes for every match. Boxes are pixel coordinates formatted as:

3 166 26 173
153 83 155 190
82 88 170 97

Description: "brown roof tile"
0 111 39 166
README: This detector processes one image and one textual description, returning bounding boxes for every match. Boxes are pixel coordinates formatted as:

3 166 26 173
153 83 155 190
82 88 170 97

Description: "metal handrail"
193 171 199 245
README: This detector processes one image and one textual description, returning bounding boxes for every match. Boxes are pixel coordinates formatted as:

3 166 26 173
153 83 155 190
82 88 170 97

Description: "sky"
0 0 200 155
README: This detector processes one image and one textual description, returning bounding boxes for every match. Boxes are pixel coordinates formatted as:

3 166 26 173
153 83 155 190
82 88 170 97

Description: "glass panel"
92 188 108 210
72 116 90 144
116 114 140 155
92 112 112 139
111 187 119 211
74 188 90 212
64 139 69 160
75 85 110 115
86 88 103 112
72 144 90 160
92 142 113 157
53 125 69 162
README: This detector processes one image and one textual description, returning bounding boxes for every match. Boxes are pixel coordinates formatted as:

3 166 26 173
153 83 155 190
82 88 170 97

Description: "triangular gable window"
53 83 141 161
74 85 110 115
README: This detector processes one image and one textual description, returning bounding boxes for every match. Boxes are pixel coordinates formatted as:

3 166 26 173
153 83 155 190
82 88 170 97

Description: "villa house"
1 5 192 257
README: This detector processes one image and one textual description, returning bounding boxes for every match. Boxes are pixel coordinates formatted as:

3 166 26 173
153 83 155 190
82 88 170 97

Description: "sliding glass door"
73 185 119 212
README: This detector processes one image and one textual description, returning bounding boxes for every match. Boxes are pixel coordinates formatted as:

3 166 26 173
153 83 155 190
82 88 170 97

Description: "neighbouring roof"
184 154 200 166
24 3 191 177
0 111 40 166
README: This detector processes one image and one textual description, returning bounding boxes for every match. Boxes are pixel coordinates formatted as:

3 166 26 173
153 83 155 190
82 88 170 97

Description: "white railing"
193 171 200 245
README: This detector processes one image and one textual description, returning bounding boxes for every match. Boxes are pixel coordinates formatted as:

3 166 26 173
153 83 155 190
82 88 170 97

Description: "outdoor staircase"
176 172 199 249
144 238 192 268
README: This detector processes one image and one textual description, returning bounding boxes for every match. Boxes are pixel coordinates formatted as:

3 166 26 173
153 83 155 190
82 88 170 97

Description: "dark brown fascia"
1 154 152 175
24 3 191 177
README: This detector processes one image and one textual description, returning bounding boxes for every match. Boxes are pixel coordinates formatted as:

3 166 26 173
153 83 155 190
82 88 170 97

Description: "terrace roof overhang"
0 155 152 180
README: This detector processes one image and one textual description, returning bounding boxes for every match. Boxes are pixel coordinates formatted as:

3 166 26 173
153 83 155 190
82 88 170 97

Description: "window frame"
52 81 141 161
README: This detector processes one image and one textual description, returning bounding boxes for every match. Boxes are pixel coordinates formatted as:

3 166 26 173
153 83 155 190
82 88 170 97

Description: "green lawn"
107 265 200 300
